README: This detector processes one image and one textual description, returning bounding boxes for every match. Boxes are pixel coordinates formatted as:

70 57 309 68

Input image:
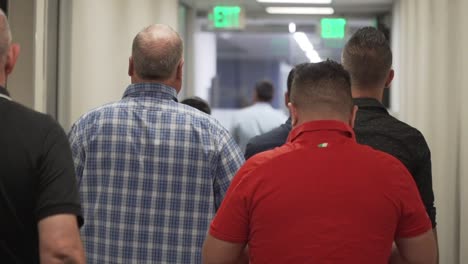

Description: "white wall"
8 0 35 108
193 32 217 101
59 0 179 129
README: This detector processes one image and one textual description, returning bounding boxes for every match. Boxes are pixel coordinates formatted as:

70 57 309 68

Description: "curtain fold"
394 0 468 263
456 0 468 262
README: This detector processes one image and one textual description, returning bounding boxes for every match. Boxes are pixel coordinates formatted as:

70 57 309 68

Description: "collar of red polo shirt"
286 120 355 143
0 86 11 101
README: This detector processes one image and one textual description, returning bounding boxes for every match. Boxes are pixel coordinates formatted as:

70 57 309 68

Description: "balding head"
0 9 12 64
131 24 183 81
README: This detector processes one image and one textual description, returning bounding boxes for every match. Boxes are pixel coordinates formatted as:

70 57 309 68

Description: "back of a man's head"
290 60 352 120
181 96 211 115
286 63 308 98
286 68 295 97
132 24 183 81
342 27 392 89
255 81 274 102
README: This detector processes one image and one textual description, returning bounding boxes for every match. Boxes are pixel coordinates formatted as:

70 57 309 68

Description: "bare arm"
38 214 85 264
203 234 248 264
389 229 437 264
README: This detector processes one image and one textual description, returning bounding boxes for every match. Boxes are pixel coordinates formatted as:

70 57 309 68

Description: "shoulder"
70 101 122 129
245 124 290 158
177 103 230 134
357 110 427 140
70 100 231 141
241 143 296 178
4 101 62 136
354 142 413 183
355 111 430 157
233 105 255 118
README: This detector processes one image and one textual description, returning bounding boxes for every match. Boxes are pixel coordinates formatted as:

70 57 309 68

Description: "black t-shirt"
0 87 83 263
353 98 436 228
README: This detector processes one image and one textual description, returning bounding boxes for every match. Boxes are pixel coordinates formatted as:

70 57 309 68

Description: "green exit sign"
212 6 243 29
321 18 347 39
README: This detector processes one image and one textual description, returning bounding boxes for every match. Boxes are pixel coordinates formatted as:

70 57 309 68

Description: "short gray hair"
132 24 183 80
0 9 11 63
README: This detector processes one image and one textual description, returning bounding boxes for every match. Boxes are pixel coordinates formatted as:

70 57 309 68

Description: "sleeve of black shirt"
35 121 84 227
414 139 436 228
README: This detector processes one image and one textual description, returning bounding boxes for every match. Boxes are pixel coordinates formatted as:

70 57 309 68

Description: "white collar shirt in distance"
231 102 288 153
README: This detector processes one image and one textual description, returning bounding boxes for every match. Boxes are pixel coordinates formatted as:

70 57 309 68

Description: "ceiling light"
266 7 334 15
293 32 314 51
220 32 232 39
289 22 296 33
258 0 332 3
293 32 322 63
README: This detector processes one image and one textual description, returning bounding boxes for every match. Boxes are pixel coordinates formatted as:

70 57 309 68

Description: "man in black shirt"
342 27 437 262
0 10 85 263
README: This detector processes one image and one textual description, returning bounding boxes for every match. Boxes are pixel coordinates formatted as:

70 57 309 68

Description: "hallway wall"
58 0 179 129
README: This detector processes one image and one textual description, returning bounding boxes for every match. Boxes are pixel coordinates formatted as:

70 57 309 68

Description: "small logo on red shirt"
317 142 328 148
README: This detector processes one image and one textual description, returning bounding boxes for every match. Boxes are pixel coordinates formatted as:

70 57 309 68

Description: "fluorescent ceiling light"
258 0 332 3
266 7 334 15
294 32 314 51
293 32 322 63
289 22 296 33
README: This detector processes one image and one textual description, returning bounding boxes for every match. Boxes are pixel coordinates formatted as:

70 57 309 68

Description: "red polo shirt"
210 120 432 264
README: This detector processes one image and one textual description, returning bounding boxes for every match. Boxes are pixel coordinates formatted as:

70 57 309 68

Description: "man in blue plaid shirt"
68 24 244 263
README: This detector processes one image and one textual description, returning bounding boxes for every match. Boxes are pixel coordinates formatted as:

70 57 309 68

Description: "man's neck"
0 74 7 88
131 78 180 93
351 86 383 103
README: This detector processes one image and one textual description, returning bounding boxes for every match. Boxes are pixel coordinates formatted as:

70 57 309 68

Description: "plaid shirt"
69 83 244 263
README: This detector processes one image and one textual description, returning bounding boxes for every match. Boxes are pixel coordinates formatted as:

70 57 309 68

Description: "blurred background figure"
181 96 211 115
230 80 287 152
244 64 304 160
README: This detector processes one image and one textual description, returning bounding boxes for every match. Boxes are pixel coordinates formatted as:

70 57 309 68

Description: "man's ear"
176 59 184 81
284 91 289 108
385 69 394 88
349 105 358 128
5 43 20 76
288 102 298 127
128 56 134 77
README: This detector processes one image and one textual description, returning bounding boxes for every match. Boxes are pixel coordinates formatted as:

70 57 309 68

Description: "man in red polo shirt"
202 61 437 264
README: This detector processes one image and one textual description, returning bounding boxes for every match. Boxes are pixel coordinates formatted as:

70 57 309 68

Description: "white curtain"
393 0 468 263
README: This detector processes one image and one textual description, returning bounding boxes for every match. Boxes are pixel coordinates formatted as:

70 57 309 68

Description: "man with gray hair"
0 9 85 263
69 24 244 263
